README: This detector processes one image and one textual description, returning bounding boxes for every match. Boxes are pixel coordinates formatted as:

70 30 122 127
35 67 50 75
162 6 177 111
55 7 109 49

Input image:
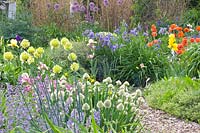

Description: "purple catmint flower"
54 3 60 10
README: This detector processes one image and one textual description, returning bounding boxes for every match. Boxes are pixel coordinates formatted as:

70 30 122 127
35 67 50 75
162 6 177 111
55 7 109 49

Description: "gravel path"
139 102 200 133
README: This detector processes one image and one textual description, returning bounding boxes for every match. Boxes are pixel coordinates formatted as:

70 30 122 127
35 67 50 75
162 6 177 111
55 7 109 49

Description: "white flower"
137 97 145 105
86 81 91 86
131 106 137 112
104 99 112 108
123 81 130 86
108 84 114 89
94 81 100 86
116 80 122 86
80 93 85 100
119 84 126 90
103 77 112 84
82 103 90 111
116 103 124 111
97 101 104 108
82 73 90 80
136 89 142 97
118 89 125 96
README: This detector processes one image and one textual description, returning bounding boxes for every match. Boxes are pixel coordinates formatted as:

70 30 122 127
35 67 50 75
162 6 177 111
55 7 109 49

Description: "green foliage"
0 19 37 43
181 8 200 25
145 77 200 124
181 43 200 78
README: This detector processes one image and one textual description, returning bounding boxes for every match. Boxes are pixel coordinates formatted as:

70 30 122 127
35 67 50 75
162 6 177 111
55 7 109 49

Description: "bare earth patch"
139 102 200 133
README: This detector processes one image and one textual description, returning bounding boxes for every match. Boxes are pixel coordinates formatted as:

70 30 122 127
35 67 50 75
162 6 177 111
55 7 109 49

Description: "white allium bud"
97 101 104 108
80 93 85 100
82 103 90 111
108 84 114 89
94 81 100 86
83 73 90 80
86 81 91 86
116 103 124 111
119 84 126 90
136 89 142 97
104 99 112 108
123 81 130 86
103 77 112 84
118 89 125 96
116 80 122 86
137 97 145 105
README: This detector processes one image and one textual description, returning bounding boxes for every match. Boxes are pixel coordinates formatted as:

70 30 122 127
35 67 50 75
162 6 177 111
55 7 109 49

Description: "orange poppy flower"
196 38 200 43
170 24 177 30
151 24 157 32
196 26 200 31
182 37 188 46
177 31 184 38
153 39 158 44
176 26 183 31
190 38 195 43
177 43 184 50
183 28 190 32
147 42 154 47
151 32 157 37
176 49 184 55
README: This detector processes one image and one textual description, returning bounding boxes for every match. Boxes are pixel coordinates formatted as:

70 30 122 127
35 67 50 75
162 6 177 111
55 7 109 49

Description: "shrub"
145 77 200 124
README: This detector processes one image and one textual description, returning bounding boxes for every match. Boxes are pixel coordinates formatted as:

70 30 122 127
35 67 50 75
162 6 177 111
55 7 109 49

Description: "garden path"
139 102 200 133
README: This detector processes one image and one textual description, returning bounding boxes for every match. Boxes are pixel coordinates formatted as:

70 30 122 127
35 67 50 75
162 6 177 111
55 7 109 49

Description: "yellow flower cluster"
53 65 62 74
4 38 44 64
168 34 178 51
3 52 14 61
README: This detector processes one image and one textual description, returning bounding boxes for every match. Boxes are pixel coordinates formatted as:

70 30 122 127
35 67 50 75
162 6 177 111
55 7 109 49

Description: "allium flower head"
97 101 104 108
83 73 90 80
116 80 122 86
54 3 60 10
50 38 60 49
8 39 19 48
68 53 77 61
52 65 62 74
82 103 90 111
116 103 124 111
20 51 30 63
61 37 69 45
27 56 34 65
3 52 14 61
27 46 35 54
20 39 30 49
103 0 109 6
70 62 79 72
36 47 44 54
63 41 73 51
104 99 111 108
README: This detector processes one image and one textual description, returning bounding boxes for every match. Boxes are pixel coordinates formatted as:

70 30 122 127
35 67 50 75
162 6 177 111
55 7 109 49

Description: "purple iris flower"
16 35 22 42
